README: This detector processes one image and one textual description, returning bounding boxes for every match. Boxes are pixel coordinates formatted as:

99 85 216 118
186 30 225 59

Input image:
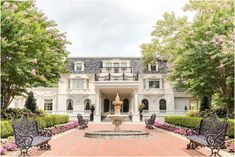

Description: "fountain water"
85 93 149 138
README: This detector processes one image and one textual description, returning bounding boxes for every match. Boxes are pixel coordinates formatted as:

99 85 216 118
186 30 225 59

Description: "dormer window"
74 62 84 71
148 62 159 71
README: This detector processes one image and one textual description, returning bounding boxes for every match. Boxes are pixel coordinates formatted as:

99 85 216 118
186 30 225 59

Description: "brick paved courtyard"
27 123 229 156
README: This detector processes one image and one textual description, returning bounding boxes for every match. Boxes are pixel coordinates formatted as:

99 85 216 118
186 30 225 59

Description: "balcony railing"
95 73 139 81
100 67 133 73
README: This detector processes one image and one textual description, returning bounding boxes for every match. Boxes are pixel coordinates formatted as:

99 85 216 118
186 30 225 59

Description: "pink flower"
212 37 216 43
218 37 223 42
223 20 228 24
218 63 224 68
40 75 46 81
31 69 36 76
0 146 6 155
32 59 37 64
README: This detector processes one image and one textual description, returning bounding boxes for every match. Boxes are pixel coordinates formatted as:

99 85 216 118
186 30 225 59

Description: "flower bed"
0 121 79 155
154 121 234 153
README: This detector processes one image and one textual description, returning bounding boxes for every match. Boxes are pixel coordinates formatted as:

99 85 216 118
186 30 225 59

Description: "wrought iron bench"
145 113 156 129
186 113 228 157
77 113 88 129
12 116 52 156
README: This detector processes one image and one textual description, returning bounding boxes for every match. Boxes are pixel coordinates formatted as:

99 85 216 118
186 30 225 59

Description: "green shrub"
186 110 200 117
165 116 234 138
0 115 69 138
0 121 13 138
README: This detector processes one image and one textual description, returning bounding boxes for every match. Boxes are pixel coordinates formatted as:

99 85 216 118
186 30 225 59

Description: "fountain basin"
85 130 149 139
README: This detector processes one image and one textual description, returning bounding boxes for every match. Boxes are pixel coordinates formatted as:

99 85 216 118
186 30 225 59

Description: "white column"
132 89 140 122
94 89 101 122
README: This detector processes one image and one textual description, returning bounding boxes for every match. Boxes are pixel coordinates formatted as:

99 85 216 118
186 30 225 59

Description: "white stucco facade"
9 57 192 122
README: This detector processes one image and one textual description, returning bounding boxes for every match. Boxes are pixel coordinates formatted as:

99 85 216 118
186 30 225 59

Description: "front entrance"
103 96 130 114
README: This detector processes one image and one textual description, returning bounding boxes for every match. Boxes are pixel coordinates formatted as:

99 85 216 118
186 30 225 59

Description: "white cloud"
36 0 193 57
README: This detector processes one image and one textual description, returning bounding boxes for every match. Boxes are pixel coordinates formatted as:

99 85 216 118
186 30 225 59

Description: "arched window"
159 99 166 110
142 99 149 110
123 98 129 112
84 99 91 110
66 99 73 110
103 99 110 112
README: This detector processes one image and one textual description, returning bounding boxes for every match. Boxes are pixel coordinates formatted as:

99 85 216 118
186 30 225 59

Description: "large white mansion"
10 57 191 122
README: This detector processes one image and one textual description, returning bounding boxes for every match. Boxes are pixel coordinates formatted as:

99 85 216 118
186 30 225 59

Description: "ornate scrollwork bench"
77 113 88 129
186 113 228 157
145 113 156 129
12 116 52 156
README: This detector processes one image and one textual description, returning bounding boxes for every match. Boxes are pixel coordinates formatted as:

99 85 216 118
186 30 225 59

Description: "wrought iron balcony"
95 73 139 81
100 67 133 73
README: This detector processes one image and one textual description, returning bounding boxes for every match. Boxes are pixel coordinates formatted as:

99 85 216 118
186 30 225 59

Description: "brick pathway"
27 124 218 156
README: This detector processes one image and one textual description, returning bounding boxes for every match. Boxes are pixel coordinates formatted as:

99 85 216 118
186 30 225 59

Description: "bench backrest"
77 113 84 122
149 114 156 125
12 116 39 138
199 114 228 139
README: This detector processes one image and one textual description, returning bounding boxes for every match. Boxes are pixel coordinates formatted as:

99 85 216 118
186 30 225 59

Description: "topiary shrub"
25 91 37 113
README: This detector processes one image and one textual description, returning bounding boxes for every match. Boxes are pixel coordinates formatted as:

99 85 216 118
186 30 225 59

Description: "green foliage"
186 110 200 117
1 108 34 119
1 1 70 110
140 0 234 113
0 115 69 138
165 116 234 138
25 91 37 113
200 96 210 111
0 121 13 138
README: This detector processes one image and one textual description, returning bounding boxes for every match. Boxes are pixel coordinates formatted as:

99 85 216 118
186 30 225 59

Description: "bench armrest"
39 129 52 137
206 131 226 148
14 130 33 148
186 126 200 136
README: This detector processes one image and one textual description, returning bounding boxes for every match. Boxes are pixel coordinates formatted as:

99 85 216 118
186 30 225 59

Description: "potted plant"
90 105 95 121
138 103 145 121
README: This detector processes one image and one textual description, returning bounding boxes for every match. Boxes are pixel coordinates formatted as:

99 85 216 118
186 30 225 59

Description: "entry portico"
94 81 140 122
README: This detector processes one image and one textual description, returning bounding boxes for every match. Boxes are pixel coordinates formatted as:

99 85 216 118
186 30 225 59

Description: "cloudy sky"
36 0 193 57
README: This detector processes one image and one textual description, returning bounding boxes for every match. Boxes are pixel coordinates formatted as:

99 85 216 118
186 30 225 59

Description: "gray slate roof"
66 57 167 74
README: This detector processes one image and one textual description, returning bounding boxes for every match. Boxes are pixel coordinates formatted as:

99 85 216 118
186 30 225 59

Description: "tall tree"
140 0 234 113
1 1 70 110
25 91 37 113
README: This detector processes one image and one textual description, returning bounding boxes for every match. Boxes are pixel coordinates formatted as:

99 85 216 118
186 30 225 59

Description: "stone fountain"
107 93 127 131
85 93 149 138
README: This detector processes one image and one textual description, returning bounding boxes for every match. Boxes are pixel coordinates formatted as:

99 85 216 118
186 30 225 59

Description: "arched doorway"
103 99 110 112
122 98 129 112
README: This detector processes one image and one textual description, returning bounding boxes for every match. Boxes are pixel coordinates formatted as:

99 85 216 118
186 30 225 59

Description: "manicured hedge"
0 115 69 138
165 116 234 138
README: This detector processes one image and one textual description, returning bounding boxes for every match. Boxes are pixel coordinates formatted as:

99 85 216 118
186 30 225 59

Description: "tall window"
84 99 91 110
159 99 166 110
103 99 110 112
66 99 73 110
44 99 53 111
106 62 112 70
149 80 160 88
142 99 149 110
113 62 119 73
73 79 84 89
148 62 158 71
74 62 83 71
121 62 127 70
